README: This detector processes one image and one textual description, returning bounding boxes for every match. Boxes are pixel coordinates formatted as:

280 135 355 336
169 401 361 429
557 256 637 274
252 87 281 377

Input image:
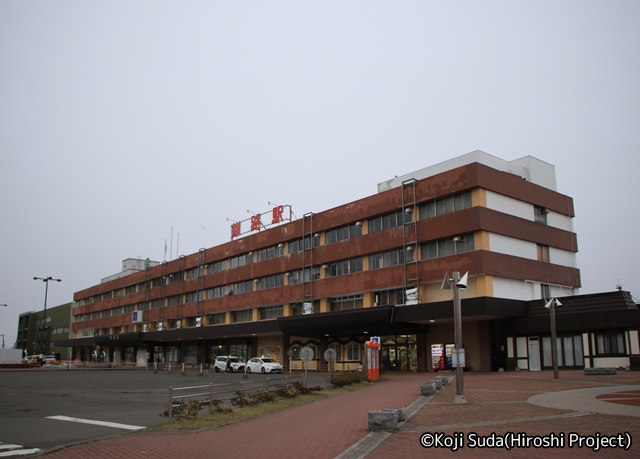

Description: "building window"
369 248 409 270
541 284 551 300
138 281 149 292
206 286 226 299
290 301 320 316
257 274 285 290
151 299 163 309
330 294 363 311
208 312 226 325
346 344 360 361
325 258 363 278
207 260 227 275
232 309 253 323
325 223 362 245
167 295 181 306
373 288 405 306
419 191 472 220
257 245 284 262
368 210 411 234
596 332 625 355
288 235 320 254
290 345 301 359
228 280 253 295
125 285 137 295
151 277 166 288
421 234 475 259
123 305 135 314
329 343 342 360
537 244 550 262
230 253 254 269
534 206 549 225
167 272 183 284
259 305 284 320
185 267 204 280
185 291 203 303
288 267 320 284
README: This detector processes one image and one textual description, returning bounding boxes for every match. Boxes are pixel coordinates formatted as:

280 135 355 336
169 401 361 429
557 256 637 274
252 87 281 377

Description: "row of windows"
77 235 477 314
77 193 477 307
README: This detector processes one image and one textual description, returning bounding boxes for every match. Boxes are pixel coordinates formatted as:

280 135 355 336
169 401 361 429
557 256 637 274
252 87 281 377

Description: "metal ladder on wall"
177 255 186 324
159 262 167 327
196 248 206 322
301 212 315 310
402 178 420 303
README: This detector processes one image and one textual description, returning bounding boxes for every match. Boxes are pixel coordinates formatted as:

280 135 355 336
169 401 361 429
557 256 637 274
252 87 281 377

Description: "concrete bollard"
368 410 398 431
435 375 448 386
430 379 443 390
382 408 406 422
584 367 617 375
421 381 437 396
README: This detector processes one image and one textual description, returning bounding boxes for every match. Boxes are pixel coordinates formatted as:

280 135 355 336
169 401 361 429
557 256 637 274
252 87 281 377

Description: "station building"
55 150 640 372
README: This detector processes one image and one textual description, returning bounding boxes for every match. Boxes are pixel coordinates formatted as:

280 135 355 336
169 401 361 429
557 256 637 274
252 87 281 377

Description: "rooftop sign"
229 204 293 240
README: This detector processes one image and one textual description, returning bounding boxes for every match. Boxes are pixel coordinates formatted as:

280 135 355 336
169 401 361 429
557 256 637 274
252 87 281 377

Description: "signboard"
230 204 293 240
370 336 380 344
259 346 282 362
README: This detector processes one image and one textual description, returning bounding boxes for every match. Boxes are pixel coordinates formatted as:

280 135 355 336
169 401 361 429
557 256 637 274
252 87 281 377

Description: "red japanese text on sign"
272 205 284 224
251 214 262 231
231 222 241 239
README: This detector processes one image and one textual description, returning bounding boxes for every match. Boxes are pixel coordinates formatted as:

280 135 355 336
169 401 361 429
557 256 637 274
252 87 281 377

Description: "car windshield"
262 358 276 363
229 358 240 363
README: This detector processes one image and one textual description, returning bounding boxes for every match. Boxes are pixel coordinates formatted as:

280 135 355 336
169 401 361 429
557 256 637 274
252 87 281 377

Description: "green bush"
329 372 368 388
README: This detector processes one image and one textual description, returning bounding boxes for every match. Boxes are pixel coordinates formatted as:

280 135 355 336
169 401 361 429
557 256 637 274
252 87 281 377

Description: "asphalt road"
0 368 328 454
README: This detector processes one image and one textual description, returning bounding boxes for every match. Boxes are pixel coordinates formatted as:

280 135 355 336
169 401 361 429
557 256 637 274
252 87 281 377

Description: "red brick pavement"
368 371 640 459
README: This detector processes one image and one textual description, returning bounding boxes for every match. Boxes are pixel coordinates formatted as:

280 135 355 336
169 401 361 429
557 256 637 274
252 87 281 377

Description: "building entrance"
381 335 417 371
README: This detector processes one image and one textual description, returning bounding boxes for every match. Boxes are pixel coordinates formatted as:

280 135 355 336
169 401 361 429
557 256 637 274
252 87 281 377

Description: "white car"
246 357 282 374
214 356 244 373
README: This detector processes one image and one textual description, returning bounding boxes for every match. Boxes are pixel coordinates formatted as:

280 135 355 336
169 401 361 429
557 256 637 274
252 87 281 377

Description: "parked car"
214 356 244 373
246 357 282 374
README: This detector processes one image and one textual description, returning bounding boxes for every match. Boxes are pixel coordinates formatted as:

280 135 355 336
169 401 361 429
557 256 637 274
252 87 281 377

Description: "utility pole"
33 277 62 355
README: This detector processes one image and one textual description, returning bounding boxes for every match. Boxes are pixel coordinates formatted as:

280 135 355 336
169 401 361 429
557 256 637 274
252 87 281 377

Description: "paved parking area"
0 367 324 453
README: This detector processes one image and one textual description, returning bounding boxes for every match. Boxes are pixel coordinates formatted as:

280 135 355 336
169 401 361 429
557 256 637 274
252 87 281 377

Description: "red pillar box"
366 339 381 381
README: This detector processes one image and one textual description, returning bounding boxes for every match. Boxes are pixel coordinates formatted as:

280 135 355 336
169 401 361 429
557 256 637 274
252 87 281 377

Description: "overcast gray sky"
1 1 639 347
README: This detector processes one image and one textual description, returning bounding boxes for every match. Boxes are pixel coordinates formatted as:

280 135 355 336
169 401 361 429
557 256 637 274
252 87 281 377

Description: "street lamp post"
441 271 468 405
1 304 7 349
33 276 62 355
545 298 562 380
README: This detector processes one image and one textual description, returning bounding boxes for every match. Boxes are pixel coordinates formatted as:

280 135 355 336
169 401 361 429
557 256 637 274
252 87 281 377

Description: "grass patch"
151 392 327 431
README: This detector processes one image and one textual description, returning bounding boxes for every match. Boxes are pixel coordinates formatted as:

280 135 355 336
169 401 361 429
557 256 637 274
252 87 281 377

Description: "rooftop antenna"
616 280 622 291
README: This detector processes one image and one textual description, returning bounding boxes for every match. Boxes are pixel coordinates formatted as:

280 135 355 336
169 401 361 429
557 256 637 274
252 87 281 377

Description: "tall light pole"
1 304 7 349
545 298 562 380
442 271 468 405
33 276 62 355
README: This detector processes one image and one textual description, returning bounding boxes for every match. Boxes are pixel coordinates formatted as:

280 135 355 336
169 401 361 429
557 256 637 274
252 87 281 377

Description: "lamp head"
456 272 468 289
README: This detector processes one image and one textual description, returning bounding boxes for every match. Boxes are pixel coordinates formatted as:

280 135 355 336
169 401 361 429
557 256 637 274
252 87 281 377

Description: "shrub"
329 372 368 388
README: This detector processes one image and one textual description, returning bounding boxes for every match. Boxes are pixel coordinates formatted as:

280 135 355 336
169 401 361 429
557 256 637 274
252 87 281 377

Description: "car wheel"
261 367 266 374
246 367 251 374
215 366 220 372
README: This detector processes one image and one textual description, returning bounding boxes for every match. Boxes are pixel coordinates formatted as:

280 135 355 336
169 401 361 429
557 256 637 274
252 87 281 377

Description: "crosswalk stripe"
0 449 41 457
0 446 21 451
46 415 145 431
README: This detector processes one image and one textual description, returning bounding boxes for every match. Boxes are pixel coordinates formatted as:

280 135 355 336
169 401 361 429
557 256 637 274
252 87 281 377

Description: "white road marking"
0 449 41 457
46 415 145 431
0 446 20 451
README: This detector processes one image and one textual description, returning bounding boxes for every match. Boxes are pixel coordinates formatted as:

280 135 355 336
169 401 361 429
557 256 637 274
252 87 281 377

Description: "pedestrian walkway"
39 371 640 458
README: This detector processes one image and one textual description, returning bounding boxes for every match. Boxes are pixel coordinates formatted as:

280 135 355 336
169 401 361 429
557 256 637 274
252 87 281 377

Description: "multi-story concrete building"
16 303 72 360
57 150 602 371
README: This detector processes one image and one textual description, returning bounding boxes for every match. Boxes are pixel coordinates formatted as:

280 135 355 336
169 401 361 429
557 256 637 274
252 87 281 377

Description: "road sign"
370 336 380 344
299 346 314 363
287 349 294 358
324 348 336 362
